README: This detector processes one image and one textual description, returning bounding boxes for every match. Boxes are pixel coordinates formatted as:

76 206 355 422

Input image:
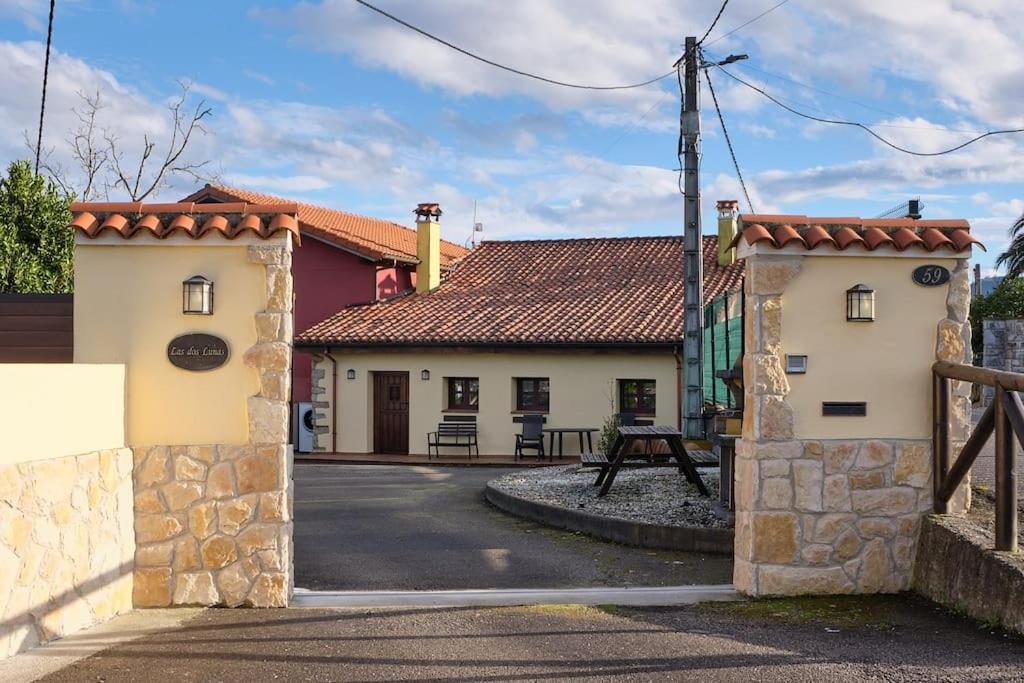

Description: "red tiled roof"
182 184 468 266
297 235 743 348
732 214 983 253
69 202 300 241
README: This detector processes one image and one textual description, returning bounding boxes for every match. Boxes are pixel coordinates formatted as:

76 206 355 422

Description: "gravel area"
489 465 729 529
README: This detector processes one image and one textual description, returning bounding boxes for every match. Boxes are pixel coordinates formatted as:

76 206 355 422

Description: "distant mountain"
980 276 1004 295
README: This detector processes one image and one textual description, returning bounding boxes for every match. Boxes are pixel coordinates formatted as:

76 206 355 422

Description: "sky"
0 0 1021 275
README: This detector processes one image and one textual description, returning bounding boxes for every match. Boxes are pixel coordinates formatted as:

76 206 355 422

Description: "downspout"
674 345 683 432
323 348 338 454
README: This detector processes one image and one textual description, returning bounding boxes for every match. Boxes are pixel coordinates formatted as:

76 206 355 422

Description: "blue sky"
0 0 1021 274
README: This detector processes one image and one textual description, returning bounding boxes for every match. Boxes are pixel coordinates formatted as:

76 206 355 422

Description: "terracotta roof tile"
733 214 982 253
69 202 299 242
297 235 744 347
182 184 467 267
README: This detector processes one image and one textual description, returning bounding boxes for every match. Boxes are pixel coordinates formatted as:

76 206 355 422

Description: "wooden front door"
373 372 409 454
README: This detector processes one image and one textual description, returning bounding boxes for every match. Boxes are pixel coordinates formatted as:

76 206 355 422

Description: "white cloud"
223 173 330 193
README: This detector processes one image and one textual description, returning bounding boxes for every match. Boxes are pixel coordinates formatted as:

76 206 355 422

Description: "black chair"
515 415 546 460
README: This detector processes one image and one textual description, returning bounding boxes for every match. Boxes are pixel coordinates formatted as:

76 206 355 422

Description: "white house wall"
316 351 679 456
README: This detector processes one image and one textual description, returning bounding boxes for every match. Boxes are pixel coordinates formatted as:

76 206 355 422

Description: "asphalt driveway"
36 596 1024 682
293 463 733 590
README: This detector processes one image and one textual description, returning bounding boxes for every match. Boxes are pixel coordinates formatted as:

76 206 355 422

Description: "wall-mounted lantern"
846 284 875 322
346 369 356 380
421 369 431 381
183 275 214 315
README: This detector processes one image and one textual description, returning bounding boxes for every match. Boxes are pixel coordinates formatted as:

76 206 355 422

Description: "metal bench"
427 423 479 459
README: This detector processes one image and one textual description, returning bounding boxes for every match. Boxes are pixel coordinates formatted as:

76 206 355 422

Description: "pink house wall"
291 235 415 402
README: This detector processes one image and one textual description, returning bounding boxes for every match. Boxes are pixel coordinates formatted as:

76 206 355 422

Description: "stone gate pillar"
731 216 978 596
71 203 299 607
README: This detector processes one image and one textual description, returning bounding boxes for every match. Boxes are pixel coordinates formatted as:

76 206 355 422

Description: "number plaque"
911 265 950 287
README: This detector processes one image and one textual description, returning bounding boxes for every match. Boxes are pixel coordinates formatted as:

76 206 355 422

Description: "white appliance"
295 401 315 453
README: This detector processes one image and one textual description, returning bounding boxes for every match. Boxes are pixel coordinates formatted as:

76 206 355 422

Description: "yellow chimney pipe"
414 203 442 293
716 200 739 266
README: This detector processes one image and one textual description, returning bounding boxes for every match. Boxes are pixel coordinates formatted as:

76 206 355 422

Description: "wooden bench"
427 423 479 459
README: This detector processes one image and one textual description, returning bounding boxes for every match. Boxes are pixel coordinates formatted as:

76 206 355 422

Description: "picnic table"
582 425 711 497
542 427 598 459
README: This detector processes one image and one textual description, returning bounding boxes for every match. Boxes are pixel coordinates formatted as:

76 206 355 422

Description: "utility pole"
681 36 704 440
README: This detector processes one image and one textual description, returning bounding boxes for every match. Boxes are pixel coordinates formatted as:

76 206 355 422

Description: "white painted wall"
317 351 678 455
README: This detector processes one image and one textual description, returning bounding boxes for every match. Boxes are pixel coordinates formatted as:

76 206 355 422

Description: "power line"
704 0 791 47
353 0 674 90
34 0 55 176
712 64 1024 157
697 0 730 45
704 66 754 213
702 49 989 136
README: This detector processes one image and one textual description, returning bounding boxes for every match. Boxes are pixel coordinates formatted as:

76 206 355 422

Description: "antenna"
469 200 483 248
875 197 924 220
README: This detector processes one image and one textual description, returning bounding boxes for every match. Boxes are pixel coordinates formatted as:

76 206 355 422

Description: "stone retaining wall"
0 448 134 659
131 242 295 608
914 514 1024 634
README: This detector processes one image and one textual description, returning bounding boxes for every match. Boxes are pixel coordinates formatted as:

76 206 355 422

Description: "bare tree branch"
107 81 213 201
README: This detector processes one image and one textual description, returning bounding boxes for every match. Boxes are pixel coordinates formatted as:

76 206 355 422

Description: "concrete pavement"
294 463 733 590
33 595 1024 682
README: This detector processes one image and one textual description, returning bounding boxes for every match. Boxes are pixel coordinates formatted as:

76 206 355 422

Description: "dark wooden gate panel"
0 294 73 362
373 372 409 454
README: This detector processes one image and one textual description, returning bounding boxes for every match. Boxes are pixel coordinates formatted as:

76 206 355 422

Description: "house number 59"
911 265 951 287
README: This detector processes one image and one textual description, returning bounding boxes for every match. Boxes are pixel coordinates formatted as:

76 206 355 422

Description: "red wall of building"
291 236 416 402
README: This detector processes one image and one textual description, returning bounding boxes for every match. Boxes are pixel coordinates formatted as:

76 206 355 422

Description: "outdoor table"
596 425 710 497
542 427 598 459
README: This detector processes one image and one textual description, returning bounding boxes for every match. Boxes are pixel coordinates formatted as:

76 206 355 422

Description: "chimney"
716 200 739 266
414 203 442 293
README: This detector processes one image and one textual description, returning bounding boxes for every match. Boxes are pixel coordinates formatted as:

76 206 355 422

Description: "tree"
995 213 1024 279
34 81 214 202
0 160 73 293
969 276 1024 355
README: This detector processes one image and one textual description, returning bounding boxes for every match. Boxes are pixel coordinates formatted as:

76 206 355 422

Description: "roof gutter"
294 340 681 352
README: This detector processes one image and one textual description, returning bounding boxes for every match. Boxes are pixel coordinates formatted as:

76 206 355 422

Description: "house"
296 203 745 456
181 184 469 419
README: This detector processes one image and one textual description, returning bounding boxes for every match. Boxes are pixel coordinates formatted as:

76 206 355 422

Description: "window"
515 378 549 412
446 377 479 411
619 379 656 416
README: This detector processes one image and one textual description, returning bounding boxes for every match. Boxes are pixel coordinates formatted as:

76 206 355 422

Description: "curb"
291 585 740 608
484 484 734 554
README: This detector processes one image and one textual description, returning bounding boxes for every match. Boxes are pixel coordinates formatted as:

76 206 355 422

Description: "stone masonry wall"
735 255 972 596
981 319 1024 406
310 357 330 453
0 448 134 659
132 242 294 608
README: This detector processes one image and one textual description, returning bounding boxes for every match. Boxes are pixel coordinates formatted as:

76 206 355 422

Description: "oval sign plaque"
912 264 951 287
167 333 230 371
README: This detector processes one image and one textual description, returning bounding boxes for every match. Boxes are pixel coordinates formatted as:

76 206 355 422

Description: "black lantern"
421 369 431 381
183 275 213 315
346 369 356 380
846 284 875 322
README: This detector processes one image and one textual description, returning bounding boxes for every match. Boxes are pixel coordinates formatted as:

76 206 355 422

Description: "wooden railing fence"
933 361 1019 551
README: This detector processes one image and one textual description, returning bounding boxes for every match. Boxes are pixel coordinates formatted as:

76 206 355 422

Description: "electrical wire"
703 0 791 47
704 67 754 213
702 49 989 135
712 64 1024 157
353 0 674 90
697 0 730 45
34 0 55 175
